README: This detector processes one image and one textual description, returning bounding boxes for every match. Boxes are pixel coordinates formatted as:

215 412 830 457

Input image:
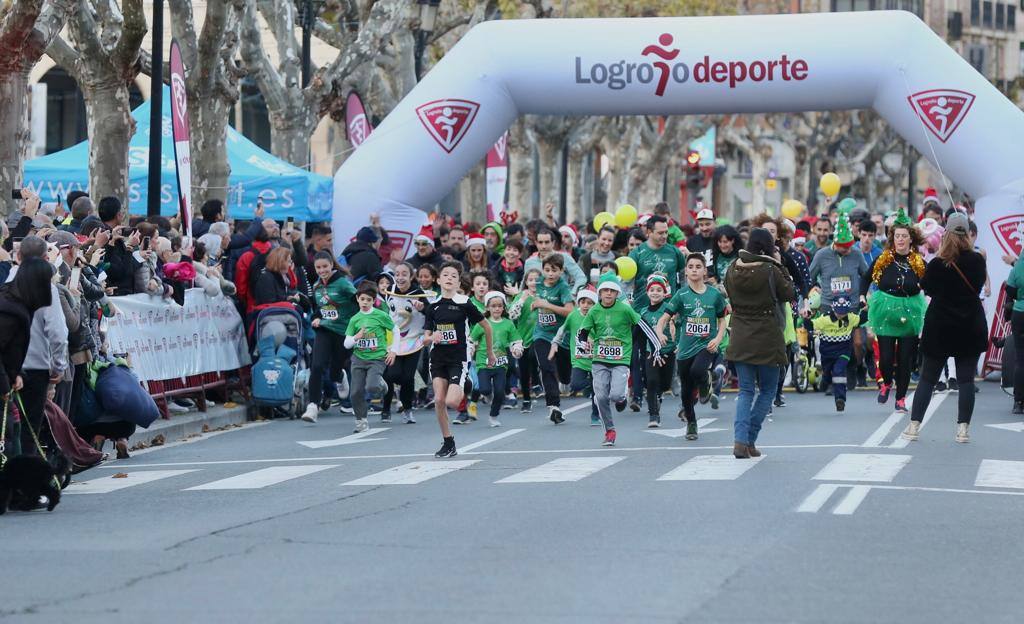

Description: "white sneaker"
167 401 190 414
489 416 501 428
901 420 920 441
403 411 416 424
353 419 369 433
300 402 318 423
336 372 350 400
955 422 970 443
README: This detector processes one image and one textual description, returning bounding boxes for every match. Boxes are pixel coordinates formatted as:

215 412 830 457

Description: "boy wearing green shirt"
469 291 523 427
531 254 574 424
344 283 396 432
550 288 599 426
638 275 677 428
579 275 663 447
657 253 728 440
509 268 541 413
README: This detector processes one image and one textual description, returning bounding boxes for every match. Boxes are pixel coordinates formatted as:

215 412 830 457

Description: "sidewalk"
125 402 251 451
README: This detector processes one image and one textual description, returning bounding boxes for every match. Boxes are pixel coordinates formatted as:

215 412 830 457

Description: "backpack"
251 334 296 407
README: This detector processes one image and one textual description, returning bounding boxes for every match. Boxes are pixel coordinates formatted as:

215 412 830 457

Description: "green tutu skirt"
868 291 926 337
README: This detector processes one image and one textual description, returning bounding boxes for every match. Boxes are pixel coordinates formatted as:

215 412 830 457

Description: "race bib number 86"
438 329 458 344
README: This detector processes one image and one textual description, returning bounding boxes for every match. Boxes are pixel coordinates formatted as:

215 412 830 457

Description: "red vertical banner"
169 40 192 243
345 91 373 149
485 132 508 222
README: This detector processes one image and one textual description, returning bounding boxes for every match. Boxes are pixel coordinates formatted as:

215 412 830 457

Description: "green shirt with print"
532 279 573 342
1009 259 1024 313
629 242 686 310
558 308 593 373
581 300 641 366
313 274 357 336
513 292 538 348
469 318 518 370
663 284 728 360
345 308 394 361
638 301 676 355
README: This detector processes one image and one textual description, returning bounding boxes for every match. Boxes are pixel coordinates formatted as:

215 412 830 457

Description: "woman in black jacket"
252 247 300 307
902 213 987 444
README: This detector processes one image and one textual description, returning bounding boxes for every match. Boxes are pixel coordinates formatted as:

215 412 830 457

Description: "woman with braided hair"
862 208 926 413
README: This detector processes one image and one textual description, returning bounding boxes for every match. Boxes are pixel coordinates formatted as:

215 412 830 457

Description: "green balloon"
837 197 857 213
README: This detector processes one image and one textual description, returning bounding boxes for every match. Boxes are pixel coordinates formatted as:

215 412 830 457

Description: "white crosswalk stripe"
66 470 199 494
975 460 1024 489
657 455 764 481
813 453 911 483
342 460 480 486
496 457 625 483
185 465 339 490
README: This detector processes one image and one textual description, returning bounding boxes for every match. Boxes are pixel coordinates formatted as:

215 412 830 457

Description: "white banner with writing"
105 289 251 382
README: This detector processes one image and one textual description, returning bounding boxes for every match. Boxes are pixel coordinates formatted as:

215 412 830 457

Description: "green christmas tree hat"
833 212 855 247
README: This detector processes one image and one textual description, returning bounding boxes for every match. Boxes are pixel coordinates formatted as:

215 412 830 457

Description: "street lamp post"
302 0 313 87
148 0 164 217
414 0 441 80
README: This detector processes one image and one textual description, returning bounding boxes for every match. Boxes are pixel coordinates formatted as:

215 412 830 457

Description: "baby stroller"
250 305 310 419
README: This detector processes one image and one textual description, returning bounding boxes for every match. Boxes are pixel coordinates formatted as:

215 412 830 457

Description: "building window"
1010 5 1017 29
984 1 993 27
997 3 1005 28
230 77 272 153
972 0 981 25
832 0 873 11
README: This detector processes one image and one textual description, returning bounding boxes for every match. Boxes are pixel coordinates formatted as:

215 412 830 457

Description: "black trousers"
878 335 919 401
911 354 978 425
518 348 536 401
1012 312 1024 403
309 329 349 404
473 368 508 418
677 350 719 422
532 340 569 407
383 351 421 413
18 370 51 456
644 355 675 418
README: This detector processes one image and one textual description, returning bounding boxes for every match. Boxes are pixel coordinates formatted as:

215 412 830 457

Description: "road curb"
126 403 251 450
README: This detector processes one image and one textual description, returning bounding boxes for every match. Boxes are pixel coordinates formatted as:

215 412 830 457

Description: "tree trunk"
865 163 878 213
190 97 232 204
459 162 486 225
637 169 663 212
535 137 560 209
749 148 769 217
565 148 584 225
84 82 135 203
0 69 30 215
270 109 314 166
605 153 622 214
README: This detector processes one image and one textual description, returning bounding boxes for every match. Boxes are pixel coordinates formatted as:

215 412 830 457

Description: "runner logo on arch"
907 89 975 143
416 99 480 153
990 214 1024 257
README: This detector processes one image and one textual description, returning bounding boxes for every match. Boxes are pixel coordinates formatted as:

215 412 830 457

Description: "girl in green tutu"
862 208 926 413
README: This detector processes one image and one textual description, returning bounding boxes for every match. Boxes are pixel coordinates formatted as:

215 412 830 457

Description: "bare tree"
0 0 73 213
720 114 780 216
47 0 147 203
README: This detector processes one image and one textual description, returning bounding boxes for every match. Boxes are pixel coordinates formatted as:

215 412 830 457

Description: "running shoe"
452 412 471 425
935 381 947 393
877 383 891 404
710 394 720 410
1013 401 1023 415
686 419 698 441
353 418 369 433
335 374 350 400
435 438 458 458
955 422 970 443
647 419 661 428
503 394 518 410
901 420 920 440
403 411 416 424
338 402 354 415
602 429 616 446
380 412 392 424
677 407 687 422
948 379 959 393
549 406 565 424
629 399 641 412
699 371 713 404
300 402 318 423
835 399 845 412
489 416 502 428
615 398 628 412
521 399 532 413
895 398 908 413
773 395 786 408
468 402 478 419
422 399 435 411
591 415 601 426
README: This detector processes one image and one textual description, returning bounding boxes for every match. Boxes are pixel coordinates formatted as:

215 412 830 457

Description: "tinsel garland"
872 249 926 284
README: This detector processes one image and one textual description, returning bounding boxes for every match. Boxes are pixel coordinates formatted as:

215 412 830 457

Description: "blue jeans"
734 362 781 446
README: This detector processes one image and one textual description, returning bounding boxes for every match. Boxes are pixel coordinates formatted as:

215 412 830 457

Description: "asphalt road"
3 383 1024 623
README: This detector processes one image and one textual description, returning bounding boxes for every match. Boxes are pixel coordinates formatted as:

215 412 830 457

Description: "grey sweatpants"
592 362 630 431
351 356 387 421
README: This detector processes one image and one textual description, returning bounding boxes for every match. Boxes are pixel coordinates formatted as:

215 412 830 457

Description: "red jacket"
235 241 297 313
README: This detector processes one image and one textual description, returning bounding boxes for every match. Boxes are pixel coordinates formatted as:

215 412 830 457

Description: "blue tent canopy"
24 86 332 221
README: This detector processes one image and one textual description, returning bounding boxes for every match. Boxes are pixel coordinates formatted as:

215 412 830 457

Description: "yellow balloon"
781 199 804 220
614 204 638 229
819 172 841 198
593 211 615 232
615 256 638 281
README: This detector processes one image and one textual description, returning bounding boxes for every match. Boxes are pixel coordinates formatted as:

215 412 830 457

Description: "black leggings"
878 335 919 400
911 354 977 424
519 347 537 401
533 340 569 407
1012 312 1024 402
309 329 349 404
644 356 675 418
473 368 508 418
677 350 718 422
383 351 422 414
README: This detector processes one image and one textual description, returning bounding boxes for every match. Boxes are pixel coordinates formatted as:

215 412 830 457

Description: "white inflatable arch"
333 10 1024 331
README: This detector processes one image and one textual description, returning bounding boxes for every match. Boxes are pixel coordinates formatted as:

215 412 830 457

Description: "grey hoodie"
808 246 869 309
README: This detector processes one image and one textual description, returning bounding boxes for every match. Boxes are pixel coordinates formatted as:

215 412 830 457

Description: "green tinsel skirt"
868 291 926 338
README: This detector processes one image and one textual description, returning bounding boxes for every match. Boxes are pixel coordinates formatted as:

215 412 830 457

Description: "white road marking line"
985 422 1024 433
560 402 593 415
796 484 843 513
297 428 389 449
65 470 199 494
496 456 625 483
813 453 911 483
657 455 764 481
343 460 479 486
889 392 948 448
460 428 525 453
832 485 872 515
102 444 863 468
862 393 914 447
185 465 338 491
975 460 1024 489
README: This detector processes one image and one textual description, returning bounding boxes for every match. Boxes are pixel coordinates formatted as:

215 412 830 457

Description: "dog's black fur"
0 455 64 514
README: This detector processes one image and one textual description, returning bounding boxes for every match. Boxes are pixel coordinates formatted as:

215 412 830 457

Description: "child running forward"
423 262 495 458
469 291 523 427
578 274 662 447
344 283 396 433
638 275 677 428
532 254 574 424
549 288 599 425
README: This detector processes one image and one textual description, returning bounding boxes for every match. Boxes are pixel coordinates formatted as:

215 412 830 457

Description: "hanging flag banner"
485 132 508 222
345 91 373 149
169 39 193 243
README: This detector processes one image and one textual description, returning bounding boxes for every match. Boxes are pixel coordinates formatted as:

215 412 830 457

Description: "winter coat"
252 269 293 307
223 219 266 282
104 241 142 296
724 250 795 367
919 251 988 359
342 240 382 283
0 285 33 396
409 248 443 271
191 217 212 238
192 261 235 297
23 282 68 375
234 240 273 310
133 251 166 297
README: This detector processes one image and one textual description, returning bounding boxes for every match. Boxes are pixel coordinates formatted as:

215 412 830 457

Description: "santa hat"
414 226 434 247
921 188 940 207
576 288 598 304
596 273 622 294
637 213 653 227
645 274 671 295
793 234 807 245
558 224 579 247
466 234 486 249
483 291 506 307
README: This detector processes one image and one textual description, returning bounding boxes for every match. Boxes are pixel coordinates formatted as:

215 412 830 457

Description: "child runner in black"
423 262 494 457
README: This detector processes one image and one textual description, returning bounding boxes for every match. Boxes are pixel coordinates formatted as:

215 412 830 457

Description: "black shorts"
431 360 469 386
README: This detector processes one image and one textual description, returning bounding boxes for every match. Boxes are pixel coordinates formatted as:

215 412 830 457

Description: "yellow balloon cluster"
615 256 638 281
819 172 841 198
781 199 804 220
614 204 638 229
593 211 614 232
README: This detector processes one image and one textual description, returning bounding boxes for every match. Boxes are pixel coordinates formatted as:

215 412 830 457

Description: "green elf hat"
893 206 913 228
836 197 857 215
833 212 855 248
645 274 671 295
597 272 623 294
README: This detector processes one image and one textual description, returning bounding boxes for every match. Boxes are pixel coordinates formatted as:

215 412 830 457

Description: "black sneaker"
773 395 786 408
549 407 565 424
452 412 471 425
836 399 846 412
698 371 712 404
615 399 628 412
629 399 641 412
380 412 392 424
685 419 698 440
434 438 457 458
521 399 532 413
935 381 947 393
947 379 959 393
1014 401 1024 415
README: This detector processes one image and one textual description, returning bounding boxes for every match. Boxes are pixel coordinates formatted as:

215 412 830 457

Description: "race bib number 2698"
596 343 624 360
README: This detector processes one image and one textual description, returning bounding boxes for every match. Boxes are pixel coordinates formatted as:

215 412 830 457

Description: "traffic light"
685 150 705 192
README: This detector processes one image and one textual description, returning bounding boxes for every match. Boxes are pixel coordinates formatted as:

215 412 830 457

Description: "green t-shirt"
469 317 518 370
664 284 728 360
345 308 394 361
471 296 486 314
629 242 686 310
638 301 675 355
581 300 641 366
1008 259 1024 313
513 292 538 347
532 280 573 342
559 308 593 372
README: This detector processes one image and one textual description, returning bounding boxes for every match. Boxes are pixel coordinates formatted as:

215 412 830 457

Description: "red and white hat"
559 224 579 247
414 226 434 246
576 287 598 303
696 208 715 221
921 187 940 208
466 234 486 249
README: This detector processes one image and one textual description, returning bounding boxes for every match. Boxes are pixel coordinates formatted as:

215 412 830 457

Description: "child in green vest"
344 282 396 433
469 291 523 427
549 288 599 425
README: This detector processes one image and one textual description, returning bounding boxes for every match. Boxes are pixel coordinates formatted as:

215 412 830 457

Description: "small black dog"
0 455 64 514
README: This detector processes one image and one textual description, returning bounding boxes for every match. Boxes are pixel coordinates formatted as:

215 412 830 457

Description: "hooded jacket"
724 250 795 367
481 221 505 255
342 240 382 283
0 285 33 396
409 247 443 270
312 270 358 336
